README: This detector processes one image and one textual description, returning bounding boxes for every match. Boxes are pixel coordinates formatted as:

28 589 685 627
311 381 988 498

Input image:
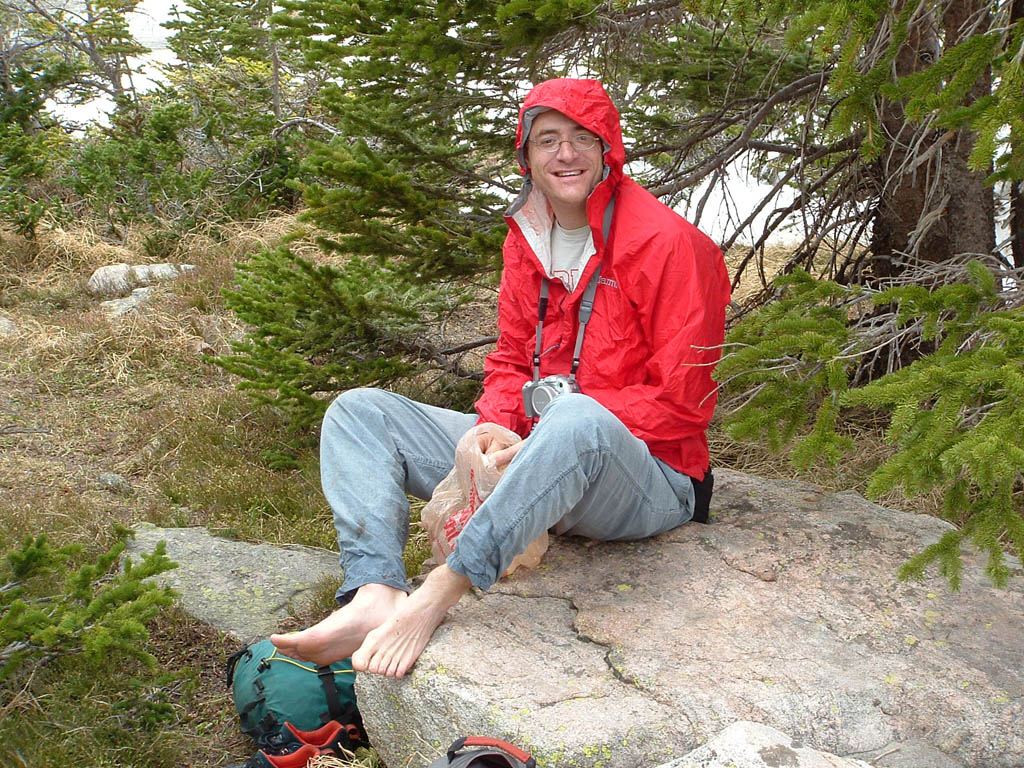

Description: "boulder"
132 263 191 285
88 262 197 298
100 286 155 317
0 314 17 337
356 469 1024 768
125 523 339 643
97 472 132 494
660 721 872 768
663 722 961 768
88 263 134 296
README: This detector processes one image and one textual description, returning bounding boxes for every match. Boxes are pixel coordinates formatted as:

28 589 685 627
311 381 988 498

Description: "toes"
373 646 393 676
269 632 301 658
350 646 370 672
348 601 437 678
393 658 409 678
352 627 383 673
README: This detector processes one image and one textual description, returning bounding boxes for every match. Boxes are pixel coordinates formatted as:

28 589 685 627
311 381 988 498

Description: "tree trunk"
867 3 941 279
263 0 282 121
1012 181 1024 269
868 0 995 279
940 0 995 259
1011 0 1024 269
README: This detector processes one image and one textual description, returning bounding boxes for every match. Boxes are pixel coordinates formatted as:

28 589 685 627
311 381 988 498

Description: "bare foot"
270 583 407 666
351 565 471 678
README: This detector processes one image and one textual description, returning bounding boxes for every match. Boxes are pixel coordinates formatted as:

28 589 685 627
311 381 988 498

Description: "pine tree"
216 0 1023 587
161 0 313 215
262 0 1020 287
1 530 177 683
716 259 1024 588
66 102 216 230
216 245 471 430
0 0 150 233
0 0 148 107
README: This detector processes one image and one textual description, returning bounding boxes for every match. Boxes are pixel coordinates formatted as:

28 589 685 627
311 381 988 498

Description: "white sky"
131 0 176 49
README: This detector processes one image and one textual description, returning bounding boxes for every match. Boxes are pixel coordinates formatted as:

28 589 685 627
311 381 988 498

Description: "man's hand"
488 440 524 469
476 430 503 455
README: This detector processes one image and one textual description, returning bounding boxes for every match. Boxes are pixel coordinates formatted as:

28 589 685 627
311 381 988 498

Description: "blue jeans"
320 388 695 596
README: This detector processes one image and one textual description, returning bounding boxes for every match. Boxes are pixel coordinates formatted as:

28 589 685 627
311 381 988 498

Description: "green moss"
403 499 433 578
148 391 333 548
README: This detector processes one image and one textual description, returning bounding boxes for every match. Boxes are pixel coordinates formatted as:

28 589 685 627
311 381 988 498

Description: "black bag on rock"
427 737 536 768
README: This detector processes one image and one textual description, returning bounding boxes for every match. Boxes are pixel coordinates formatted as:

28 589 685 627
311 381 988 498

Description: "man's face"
525 110 604 225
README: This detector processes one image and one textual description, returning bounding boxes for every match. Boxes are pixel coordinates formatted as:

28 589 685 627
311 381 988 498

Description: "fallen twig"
0 425 52 436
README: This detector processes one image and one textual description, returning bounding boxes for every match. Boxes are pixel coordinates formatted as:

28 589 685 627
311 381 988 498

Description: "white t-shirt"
549 222 594 292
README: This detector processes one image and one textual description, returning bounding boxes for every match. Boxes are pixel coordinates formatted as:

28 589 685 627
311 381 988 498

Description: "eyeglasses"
529 134 601 153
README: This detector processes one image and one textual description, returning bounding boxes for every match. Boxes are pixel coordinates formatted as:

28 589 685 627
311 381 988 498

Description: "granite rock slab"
356 469 1024 768
87 262 197 298
126 523 340 642
658 721 872 768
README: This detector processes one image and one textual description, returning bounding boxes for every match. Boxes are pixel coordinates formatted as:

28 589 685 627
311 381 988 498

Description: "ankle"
351 583 407 608
423 565 471 607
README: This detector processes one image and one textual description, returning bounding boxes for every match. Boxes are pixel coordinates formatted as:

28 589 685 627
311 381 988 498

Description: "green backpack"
225 638 367 750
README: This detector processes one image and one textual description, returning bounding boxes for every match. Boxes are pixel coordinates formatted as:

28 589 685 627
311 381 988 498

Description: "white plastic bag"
420 423 548 577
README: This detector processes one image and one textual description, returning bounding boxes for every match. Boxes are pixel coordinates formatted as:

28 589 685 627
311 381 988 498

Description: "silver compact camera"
522 374 580 418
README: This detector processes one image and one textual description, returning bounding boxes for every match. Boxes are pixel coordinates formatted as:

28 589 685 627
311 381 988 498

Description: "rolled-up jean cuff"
334 573 411 607
445 550 493 592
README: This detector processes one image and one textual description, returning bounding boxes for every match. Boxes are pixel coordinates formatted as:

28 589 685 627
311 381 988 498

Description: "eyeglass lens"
534 135 599 152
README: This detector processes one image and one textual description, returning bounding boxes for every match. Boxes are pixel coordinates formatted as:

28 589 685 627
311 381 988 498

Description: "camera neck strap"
531 195 615 384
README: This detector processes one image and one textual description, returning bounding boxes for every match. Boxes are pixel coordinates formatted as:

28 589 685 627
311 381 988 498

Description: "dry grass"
0 216 334 767
0 284 248 553
312 751 383 768
179 213 334 269
724 243 794 308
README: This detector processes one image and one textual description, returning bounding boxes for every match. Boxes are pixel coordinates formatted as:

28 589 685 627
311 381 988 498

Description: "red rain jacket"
473 79 731 480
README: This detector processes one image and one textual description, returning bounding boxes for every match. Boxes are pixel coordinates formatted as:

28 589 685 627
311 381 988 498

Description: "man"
271 78 730 678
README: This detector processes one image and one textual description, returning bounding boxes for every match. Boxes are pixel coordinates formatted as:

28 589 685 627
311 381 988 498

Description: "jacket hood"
515 78 625 181
506 78 623 252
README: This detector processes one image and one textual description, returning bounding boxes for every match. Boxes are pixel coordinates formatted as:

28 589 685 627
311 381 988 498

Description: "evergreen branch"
726 153 860 283
0 425 52 436
603 0 684 23
721 146 859 256
393 337 486 382
713 381 766 412
647 71 833 197
270 117 341 138
1 534 177 681
958 400 1005 429
906 129 956 173
438 336 499 355
0 641 30 664
745 139 843 156
834 318 923 364
718 256 1024 587
714 358 807 396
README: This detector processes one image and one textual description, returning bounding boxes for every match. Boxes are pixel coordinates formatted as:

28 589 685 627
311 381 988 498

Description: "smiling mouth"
554 171 584 177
